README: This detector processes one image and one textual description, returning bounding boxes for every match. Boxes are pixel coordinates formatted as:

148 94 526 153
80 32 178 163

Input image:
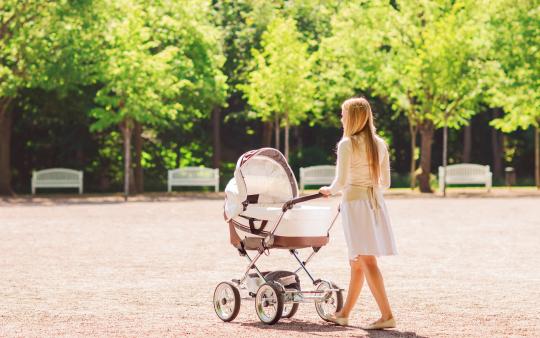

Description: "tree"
152 0 227 177
489 0 540 189
240 17 315 160
91 0 226 199
214 0 343 154
318 0 496 192
0 0 101 195
212 0 278 152
90 1 182 200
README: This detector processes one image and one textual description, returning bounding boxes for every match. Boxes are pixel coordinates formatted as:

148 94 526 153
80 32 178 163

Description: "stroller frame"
236 248 339 302
214 193 345 325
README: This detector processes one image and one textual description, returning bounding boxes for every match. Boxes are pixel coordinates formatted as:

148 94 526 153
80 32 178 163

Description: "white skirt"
340 190 398 259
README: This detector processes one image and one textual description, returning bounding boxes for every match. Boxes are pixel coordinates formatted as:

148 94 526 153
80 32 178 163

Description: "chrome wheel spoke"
315 282 339 319
214 282 240 321
256 283 283 324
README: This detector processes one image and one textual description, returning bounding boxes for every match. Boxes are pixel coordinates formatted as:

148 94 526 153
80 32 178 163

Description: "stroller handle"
282 192 324 212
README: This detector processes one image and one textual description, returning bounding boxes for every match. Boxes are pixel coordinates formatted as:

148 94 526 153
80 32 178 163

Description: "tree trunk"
491 110 503 181
0 108 13 195
534 123 540 190
129 167 136 194
294 126 302 152
262 121 272 147
133 121 143 193
442 119 448 197
284 112 290 161
418 120 434 193
409 122 417 190
274 115 280 151
463 124 472 163
120 118 134 201
212 107 221 169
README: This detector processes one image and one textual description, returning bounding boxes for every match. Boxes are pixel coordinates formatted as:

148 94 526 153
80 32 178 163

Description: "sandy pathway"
0 196 539 337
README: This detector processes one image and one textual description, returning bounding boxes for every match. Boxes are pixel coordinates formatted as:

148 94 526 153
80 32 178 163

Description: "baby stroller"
213 148 343 325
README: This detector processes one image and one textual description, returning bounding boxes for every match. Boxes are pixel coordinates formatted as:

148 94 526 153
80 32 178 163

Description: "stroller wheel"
282 301 299 319
282 285 300 319
255 282 284 325
314 281 343 322
213 282 241 322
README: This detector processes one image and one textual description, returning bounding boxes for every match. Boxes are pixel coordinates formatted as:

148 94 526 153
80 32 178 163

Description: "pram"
213 148 343 325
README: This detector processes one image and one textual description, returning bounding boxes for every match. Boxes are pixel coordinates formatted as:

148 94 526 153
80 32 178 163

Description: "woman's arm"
327 139 351 195
380 144 391 190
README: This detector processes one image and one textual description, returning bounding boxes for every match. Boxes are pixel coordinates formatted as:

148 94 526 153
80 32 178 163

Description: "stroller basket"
224 148 336 252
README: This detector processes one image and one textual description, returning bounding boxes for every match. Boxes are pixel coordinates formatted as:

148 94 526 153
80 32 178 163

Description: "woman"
319 97 397 329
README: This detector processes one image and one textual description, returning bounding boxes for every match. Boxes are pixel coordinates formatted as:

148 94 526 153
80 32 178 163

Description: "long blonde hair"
341 97 380 184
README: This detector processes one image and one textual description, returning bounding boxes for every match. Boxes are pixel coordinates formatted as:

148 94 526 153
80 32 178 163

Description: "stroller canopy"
225 148 298 220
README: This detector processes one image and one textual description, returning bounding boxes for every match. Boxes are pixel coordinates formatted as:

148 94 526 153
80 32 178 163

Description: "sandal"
364 317 396 330
328 314 349 326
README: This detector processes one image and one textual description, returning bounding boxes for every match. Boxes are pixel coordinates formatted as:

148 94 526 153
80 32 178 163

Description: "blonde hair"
341 97 380 185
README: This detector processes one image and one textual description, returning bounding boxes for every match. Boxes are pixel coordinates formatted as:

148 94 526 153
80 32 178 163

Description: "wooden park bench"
167 167 219 192
31 168 83 194
299 165 336 193
438 163 492 192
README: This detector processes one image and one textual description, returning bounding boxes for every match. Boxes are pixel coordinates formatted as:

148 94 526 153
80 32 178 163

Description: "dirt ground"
1 194 539 337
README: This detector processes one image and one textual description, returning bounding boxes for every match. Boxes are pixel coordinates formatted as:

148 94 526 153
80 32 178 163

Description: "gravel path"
1 196 539 337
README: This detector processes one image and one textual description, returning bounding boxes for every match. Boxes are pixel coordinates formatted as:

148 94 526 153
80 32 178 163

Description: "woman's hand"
319 186 331 197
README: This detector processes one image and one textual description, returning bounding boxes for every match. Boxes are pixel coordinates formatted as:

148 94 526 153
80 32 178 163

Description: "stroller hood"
224 148 298 220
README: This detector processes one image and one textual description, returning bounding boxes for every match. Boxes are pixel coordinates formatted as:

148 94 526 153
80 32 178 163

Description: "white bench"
438 163 492 192
299 165 336 193
168 167 219 192
32 168 83 194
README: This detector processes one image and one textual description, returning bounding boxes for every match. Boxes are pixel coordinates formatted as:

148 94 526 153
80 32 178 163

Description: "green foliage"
157 147 176 171
314 1 388 123
83 0 228 196
0 1 101 100
88 0 227 132
90 1 180 130
4 0 540 194
318 0 498 129
240 17 315 125
488 0 540 131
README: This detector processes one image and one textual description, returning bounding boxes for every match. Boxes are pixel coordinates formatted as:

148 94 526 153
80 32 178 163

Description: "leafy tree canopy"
489 0 540 132
240 16 314 125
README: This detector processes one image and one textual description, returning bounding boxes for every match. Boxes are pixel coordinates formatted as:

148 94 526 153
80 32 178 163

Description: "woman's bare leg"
356 255 393 321
336 257 365 318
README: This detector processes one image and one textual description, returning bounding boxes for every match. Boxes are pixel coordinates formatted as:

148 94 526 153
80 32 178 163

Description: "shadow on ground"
233 319 427 337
